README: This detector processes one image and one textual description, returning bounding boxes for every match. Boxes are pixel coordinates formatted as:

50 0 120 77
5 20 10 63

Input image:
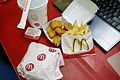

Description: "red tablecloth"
0 0 120 80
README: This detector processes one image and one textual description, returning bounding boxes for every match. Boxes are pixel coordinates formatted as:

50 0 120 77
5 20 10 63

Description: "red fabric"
0 0 120 80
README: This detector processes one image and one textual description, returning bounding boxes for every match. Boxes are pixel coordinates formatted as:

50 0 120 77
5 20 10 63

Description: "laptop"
53 0 120 52
89 0 120 52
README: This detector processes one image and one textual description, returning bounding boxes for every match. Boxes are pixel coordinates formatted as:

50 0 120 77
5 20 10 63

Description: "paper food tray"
62 0 98 26
43 17 68 46
42 0 98 46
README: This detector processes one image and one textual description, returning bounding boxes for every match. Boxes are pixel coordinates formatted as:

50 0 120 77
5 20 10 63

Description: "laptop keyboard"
91 0 120 32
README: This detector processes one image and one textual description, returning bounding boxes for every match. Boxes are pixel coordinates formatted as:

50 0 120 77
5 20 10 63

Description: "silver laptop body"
89 16 120 52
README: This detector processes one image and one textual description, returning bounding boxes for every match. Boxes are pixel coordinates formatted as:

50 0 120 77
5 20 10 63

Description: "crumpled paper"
17 42 64 80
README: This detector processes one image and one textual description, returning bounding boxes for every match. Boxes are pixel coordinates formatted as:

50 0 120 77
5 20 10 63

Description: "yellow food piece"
51 20 62 29
84 24 89 35
66 20 89 35
55 27 66 35
64 22 72 31
47 26 53 33
53 36 61 44
48 31 56 39
72 20 79 32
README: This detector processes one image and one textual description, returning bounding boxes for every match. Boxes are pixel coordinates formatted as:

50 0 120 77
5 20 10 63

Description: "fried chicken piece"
55 27 66 35
51 20 62 29
47 26 53 33
53 36 61 44
48 31 56 39
64 22 72 31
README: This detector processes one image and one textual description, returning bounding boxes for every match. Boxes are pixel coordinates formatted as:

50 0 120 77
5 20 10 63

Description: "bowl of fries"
61 20 94 58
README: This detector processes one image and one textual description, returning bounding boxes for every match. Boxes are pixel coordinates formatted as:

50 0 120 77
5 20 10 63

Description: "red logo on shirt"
49 48 56 52
25 63 34 71
37 54 46 61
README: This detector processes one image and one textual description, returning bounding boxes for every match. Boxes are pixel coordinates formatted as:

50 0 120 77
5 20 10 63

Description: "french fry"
73 20 79 32
66 20 90 35
84 24 89 35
